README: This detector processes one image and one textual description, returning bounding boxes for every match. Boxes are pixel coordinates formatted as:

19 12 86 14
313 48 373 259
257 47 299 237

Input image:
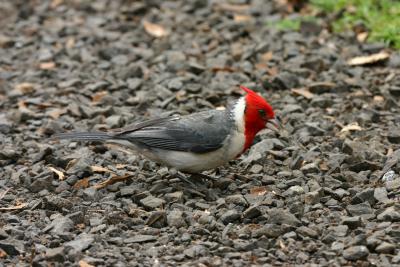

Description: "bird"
54 86 278 173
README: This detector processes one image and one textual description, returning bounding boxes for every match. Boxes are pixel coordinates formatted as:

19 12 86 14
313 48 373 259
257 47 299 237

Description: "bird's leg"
176 172 198 187
167 168 197 187
190 172 218 182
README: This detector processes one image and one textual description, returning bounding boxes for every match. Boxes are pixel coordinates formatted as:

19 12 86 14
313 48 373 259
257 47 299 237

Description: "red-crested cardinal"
54 86 278 173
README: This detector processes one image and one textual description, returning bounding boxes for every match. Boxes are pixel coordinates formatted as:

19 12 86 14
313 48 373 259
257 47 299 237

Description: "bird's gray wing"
111 115 181 134
114 110 233 153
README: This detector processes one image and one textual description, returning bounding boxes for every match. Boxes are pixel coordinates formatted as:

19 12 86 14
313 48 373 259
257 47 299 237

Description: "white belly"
151 130 245 173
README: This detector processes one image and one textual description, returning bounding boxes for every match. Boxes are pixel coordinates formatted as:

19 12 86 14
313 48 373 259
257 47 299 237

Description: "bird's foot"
190 173 218 182
171 170 197 188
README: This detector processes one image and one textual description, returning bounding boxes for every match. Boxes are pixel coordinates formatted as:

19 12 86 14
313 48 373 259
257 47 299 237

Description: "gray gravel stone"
183 244 207 258
49 215 74 235
385 178 400 191
0 239 23 256
124 235 157 244
296 226 318 238
167 210 186 228
267 208 301 226
65 233 94 253
351 188 374 204
304 191 321 205
374 187 389 203
220 210 241 225
83 187 100 201
140 195 166 209
375 242 396 254
343 246 369 261
45 247 65 261
346 202 374 218
243 205 263 219
30 174 53 193
377 206 400 221
341 216 362 229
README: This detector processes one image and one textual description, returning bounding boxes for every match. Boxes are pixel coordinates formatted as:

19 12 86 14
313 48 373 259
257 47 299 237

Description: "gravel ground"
1 0 400 266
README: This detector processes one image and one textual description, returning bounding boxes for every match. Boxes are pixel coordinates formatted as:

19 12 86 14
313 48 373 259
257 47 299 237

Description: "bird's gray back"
115 109 234 153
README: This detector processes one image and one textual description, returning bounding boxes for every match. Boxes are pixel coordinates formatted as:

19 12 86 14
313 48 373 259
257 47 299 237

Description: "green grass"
311 0 400 49
268 16 317 31
272 18 301 31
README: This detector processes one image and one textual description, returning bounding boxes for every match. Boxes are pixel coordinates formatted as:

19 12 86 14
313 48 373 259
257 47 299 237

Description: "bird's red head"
240 85 275 151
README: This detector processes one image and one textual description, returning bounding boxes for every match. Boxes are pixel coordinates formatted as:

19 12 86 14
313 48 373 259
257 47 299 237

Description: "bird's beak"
266 117 281 133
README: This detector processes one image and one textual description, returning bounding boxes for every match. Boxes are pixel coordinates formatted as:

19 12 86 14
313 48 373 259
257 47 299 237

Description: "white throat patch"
232 97 246 133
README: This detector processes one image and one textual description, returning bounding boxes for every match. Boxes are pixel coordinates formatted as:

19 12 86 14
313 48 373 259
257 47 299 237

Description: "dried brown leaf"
76 223 86 230
143 20 168 38
66 37 75 49
261 51 273 62
266 67 278 76
25 100 53 109
73 178 90 190
91 165 114 173
91 91 108 103
15 83 36 94
0 248 7 258
0 203 27 211
279 239 287 251
233 14 251 22
357 32 368 43
66 159 78 171
340 123 363 133
347 51 390 66
250 186 268 196
115 164 128 169
291 88 314 99
50 0 63 8
373 95 384 104
211 66 237 72
79 260 95 267
94 174 133 189
0 188 10 201
47 108 67 119
17 101 35 116
254 63 268 71
319 161 329 171
40 61 56 70
48 166 65 180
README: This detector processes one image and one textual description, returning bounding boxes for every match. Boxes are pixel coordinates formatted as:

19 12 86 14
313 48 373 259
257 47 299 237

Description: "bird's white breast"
153 130 245 172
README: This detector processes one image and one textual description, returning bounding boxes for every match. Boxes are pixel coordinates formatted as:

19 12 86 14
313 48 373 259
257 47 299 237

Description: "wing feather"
114 110 233 153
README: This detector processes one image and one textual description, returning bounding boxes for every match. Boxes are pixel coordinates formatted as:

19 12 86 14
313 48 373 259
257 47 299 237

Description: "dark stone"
267 208 301 226
351 188 374 204
346 202 374 218
220 210 241 224
269 72 299 90
45 247 65 261
30 174 53 193
243 205 263 219
343 246 369 261
375 242 396 254
140 195 166 209
65 233 94 253
377 207 400 221
124 235 157 244
0 240 23 256
341 216 362 229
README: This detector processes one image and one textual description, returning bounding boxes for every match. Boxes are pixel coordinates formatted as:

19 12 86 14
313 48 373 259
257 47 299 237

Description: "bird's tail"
53 131 113 141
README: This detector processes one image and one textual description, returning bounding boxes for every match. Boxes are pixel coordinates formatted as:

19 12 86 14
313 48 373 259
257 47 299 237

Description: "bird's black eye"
258 109 266 118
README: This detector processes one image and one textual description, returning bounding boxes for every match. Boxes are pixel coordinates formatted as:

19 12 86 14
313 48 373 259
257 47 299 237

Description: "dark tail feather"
52 132 113 141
